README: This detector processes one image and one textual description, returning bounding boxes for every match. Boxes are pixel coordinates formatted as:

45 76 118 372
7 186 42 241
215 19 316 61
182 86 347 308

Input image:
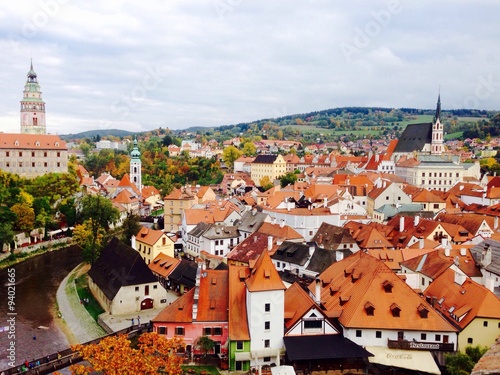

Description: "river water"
0 246 83 369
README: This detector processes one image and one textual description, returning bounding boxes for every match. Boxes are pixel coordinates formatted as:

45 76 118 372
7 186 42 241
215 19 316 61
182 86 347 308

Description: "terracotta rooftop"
245 250 286 292
228 265 250 340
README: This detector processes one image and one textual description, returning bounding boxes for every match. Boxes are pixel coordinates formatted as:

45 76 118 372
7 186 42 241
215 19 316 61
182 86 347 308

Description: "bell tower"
431 93 443 155
20 60 46 134
130 137 142 192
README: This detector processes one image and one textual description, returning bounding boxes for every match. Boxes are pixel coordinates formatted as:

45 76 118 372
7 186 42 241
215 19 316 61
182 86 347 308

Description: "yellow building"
163 185 216 233
133 226 175 265
425 268 500 352
250 154 287 187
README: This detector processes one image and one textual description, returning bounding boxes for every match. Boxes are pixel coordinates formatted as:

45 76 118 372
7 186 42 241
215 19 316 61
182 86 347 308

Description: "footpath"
55 263 106 343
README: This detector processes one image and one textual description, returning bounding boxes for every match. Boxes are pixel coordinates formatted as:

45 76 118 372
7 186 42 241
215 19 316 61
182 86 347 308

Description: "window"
265 321 270 330
264 303 270 312
356 330 362 337
5 152 9 157
153 285 157 289
468 337 473 344
263 357 271 362
483 321 488 327
376 331 382 339
421 333 427 340
204 327 212 336
236 341 243 350
264 339 270 348
32 162 35 167
435 334 441 342
44 152 47 157
57 152 60 157
158 326 167 335
19 151 23 157
135 287 139 292
175 327 185 336
304 320 322 330
31 152 35 157
213 327 222 336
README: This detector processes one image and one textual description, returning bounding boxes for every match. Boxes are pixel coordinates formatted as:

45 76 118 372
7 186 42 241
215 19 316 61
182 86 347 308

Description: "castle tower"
20 60 46 134
130 137 142 192
431 93 443 155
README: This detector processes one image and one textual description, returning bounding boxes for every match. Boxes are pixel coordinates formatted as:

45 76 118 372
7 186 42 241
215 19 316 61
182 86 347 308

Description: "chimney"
460 247 467 256
268 235 273 251
482 244 492 267
414 215 420 226
315 278 321 304
323 197 328 208
192 262 203 321
444 247 450 257
131 235 136 250
441 236 449 250
399 216 405 231
336 251 344 262
454 272 466 286
309 245 315 257
280 219 285 228
419 237 424 249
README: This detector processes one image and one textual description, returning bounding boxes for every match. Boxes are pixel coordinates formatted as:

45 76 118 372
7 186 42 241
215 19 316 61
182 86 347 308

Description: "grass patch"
75 274 105 321
151 208 164 216
181 365 220 375
445 131 464 140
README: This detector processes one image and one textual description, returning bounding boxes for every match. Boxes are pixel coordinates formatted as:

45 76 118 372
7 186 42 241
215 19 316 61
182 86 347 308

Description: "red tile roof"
228 265 250 340
245 250 286 292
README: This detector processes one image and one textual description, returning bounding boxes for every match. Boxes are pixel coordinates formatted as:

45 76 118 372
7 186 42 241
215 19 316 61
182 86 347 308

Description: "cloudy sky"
0 1 499 135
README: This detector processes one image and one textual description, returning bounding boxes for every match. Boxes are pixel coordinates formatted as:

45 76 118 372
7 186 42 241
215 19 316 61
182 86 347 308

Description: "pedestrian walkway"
56 263 106 343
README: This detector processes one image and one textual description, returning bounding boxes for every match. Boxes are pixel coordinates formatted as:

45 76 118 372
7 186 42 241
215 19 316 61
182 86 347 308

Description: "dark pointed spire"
435 91 441 121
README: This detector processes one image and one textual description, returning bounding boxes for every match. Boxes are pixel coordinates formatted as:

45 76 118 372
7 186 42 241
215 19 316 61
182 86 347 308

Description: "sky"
0 1 499 135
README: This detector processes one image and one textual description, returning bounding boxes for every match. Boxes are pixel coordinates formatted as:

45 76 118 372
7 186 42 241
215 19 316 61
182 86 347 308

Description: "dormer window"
390 303 401 317
418 304 429 318
339 295 350 306
329 286 339 296
365 302 375 316
382 280 393 293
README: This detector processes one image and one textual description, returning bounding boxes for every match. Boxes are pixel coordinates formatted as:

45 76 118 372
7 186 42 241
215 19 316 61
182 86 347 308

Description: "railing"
0 324 153 375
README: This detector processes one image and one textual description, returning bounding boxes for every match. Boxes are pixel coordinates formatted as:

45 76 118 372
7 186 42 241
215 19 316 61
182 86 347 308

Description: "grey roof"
374 204 427 219
168 260 197 288
394 122 432 153
235 210 269 233
272 241 312 266
188 222 212 238
311 222 357 250
88 237 157 301
306 247 345 274
253 154 278 164
203 225 239 240
470 239 500 276
284 335 373 361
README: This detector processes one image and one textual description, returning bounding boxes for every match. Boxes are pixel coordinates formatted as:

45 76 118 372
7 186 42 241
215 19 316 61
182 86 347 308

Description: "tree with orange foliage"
55 333 184 375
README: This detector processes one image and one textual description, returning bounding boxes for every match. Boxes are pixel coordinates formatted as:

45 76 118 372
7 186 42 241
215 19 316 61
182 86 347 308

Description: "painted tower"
130 137 142 192
20 60 46 134
431 93 444 155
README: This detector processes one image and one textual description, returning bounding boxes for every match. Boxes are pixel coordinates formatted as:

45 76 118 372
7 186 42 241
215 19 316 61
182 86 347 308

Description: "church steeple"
20 60 46 134
130 137 142 192
431 92 443 155
434 92 441 122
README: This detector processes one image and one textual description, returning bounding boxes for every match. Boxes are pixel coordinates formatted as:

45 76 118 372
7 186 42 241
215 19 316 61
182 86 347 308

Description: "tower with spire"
130 137 142 192
20 60 46 134
431 93 443 155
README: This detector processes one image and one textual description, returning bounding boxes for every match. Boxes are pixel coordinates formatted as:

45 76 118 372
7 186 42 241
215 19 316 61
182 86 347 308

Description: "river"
0 246 83 369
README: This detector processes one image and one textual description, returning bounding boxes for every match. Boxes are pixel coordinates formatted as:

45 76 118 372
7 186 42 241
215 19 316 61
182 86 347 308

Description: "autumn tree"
10 203 35 233
279 171 298 188
241 142 257 156
222 145 242 170
64 333 184 375
259 176 274 191
73 219 106 262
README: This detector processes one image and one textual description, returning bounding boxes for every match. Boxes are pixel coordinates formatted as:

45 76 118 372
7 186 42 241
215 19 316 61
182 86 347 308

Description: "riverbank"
0 238 73 270
54 263 106 344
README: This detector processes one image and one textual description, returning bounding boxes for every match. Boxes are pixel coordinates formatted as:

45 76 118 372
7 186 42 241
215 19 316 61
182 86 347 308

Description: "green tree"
222 146 243 170
121 212 141 245
280 171 298 188
196 335 216 358
79 195 120 263
445 345 488 375
73 219 106 263
0 222 15 253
